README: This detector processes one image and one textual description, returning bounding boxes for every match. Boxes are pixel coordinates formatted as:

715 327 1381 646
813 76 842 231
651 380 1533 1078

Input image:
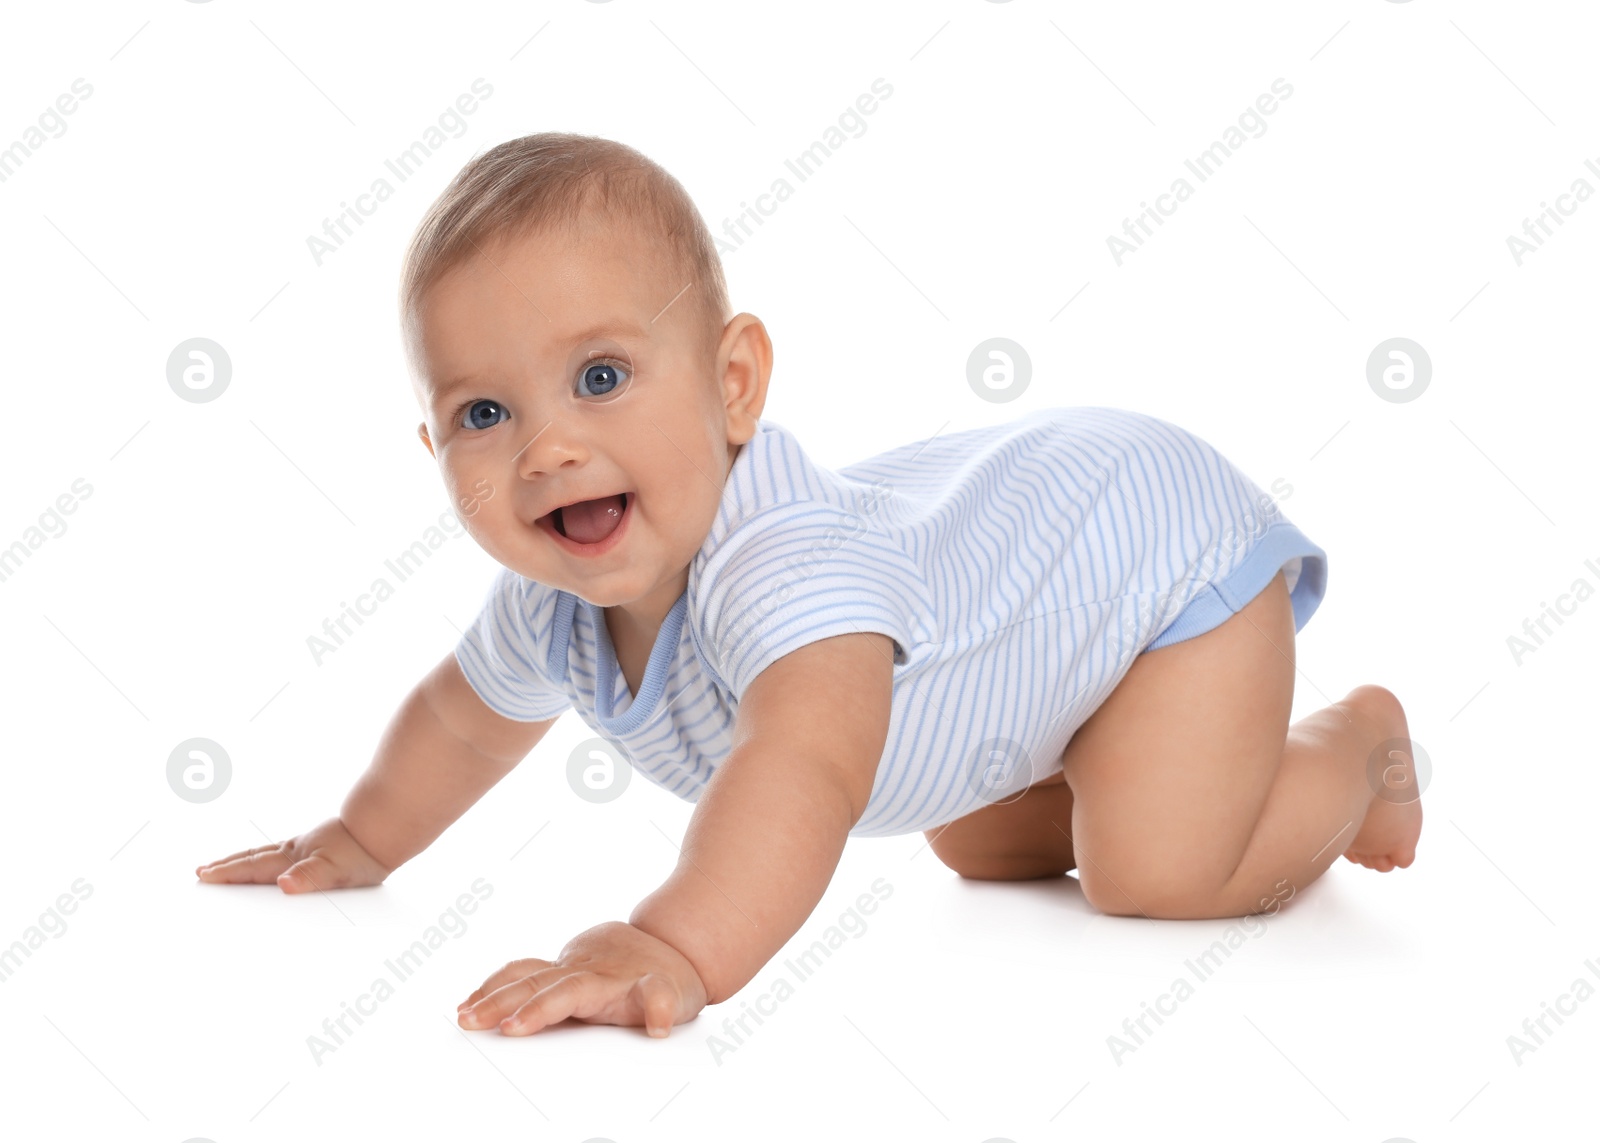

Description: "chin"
571 580 636 608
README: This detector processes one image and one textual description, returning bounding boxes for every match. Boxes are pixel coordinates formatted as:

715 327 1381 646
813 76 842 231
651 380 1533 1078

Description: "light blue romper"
456 406 1328 838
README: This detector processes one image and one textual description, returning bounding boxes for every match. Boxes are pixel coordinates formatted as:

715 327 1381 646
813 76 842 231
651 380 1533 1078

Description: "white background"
1 1 1596 1139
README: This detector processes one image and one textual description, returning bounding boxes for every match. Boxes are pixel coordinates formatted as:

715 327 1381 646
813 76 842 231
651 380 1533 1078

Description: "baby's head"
400 133 771 612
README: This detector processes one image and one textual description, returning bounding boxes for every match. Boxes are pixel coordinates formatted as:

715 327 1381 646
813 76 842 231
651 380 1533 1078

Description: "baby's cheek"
453 474 498 519
433 454 478 508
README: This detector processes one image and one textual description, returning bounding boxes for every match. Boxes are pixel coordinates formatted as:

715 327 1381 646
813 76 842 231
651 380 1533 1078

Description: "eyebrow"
430 320 650 405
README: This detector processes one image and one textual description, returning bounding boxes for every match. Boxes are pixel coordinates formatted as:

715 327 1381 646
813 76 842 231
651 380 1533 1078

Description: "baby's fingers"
501 973 598 1036
196 845 291 884
199 843 270 868
457 959 553 1015
634 973 681 1039
276 853 342 894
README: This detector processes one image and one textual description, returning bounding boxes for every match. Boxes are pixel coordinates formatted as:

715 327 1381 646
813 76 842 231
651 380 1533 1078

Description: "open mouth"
540 491 630 547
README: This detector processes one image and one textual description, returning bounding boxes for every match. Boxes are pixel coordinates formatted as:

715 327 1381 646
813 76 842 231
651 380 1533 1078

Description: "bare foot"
1337 685 1423 872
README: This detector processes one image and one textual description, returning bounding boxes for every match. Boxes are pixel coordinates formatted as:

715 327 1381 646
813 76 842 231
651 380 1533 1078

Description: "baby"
197 132 1423 1039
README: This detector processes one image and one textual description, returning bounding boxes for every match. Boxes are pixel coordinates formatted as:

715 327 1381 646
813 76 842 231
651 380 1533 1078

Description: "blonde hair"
399 132 731 358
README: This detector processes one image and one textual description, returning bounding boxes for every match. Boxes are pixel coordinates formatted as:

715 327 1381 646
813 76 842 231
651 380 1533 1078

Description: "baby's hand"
195 817 392 893
456 921 707 1038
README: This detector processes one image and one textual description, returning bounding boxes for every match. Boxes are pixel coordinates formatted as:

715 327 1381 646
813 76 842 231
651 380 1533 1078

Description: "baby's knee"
1077 862 1234 919
949 852 1070 881
925 831 1072 881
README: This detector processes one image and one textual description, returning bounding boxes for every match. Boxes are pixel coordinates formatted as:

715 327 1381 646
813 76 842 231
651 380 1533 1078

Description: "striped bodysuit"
455 406 1328 837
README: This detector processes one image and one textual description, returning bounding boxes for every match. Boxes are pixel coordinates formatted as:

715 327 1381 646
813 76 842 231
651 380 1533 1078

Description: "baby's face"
408 212 763 611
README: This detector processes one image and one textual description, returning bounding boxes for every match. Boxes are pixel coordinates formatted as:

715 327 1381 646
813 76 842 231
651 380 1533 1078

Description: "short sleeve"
454 566 573 722
696 501 929 701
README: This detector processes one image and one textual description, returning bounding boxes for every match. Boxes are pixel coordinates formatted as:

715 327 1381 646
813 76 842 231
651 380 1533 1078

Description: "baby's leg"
924 769 1079 880
1059 570 1420 919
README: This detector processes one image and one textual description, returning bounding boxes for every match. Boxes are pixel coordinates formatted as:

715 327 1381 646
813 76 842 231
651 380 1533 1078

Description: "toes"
1343 850 1399 871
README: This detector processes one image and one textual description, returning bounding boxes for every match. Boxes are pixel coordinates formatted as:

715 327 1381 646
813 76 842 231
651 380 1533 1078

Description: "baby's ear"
417 422 435 457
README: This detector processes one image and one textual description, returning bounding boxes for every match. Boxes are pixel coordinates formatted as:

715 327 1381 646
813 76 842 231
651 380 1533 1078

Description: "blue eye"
457 399 508 431
577 359 630 400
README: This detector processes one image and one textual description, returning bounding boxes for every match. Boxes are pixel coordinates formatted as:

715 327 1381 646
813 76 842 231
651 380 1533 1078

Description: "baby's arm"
197 650 556 889
630 631 893 1003
455 630 893 1034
